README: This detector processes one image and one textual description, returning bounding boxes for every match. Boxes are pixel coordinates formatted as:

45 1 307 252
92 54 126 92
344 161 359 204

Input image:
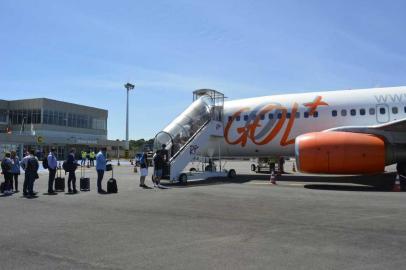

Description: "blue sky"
1 0 405 140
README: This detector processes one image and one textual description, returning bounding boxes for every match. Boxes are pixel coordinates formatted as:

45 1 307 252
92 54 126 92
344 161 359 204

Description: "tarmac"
0 160 406 270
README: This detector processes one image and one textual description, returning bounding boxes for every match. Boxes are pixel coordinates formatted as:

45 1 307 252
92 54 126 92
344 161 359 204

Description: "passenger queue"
0 146 167 198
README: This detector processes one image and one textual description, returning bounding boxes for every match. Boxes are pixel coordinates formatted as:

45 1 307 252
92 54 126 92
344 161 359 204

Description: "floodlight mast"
124 83 135 147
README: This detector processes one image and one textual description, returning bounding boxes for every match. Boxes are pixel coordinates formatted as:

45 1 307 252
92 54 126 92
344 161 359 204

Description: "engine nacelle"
295 132 386 174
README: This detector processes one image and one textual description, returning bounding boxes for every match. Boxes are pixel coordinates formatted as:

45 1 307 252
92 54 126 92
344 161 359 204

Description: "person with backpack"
139 151 149 188
10 150 20 193
46 147 58 194
1 152 13 195
66 148 78 194
96 148 107 194
153 150 164 187
24 150 39 198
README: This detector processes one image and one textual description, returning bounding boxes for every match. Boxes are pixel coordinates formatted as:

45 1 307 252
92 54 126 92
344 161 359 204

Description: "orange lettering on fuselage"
224 103 299 147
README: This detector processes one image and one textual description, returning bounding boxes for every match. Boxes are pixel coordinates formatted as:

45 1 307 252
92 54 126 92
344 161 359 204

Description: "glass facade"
0 109 7 123
9 109 41 125
33 109 106 130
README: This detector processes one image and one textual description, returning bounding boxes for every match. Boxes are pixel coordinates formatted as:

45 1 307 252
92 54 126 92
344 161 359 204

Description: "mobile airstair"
153 89 236 183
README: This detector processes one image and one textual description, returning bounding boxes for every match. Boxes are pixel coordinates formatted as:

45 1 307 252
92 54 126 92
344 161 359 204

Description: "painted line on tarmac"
247 182 304 187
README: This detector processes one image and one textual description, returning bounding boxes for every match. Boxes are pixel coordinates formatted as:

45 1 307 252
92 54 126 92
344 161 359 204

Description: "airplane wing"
324 118 406 144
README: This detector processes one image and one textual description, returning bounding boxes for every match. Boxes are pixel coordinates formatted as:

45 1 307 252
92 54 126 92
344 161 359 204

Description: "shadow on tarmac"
163 172 404 192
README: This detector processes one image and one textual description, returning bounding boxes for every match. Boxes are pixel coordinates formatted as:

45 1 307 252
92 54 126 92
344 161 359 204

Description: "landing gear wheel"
396 162 406 191
228 169 237 179
251 164 256 172
178 173 188 185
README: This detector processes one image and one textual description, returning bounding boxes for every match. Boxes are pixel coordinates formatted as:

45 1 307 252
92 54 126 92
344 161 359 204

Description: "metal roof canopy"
193 89 224 107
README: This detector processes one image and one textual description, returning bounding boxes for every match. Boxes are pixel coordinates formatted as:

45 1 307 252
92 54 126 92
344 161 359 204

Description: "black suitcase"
80 165 90 191
107 165 117 193
0 182 4 193
54 165 65 192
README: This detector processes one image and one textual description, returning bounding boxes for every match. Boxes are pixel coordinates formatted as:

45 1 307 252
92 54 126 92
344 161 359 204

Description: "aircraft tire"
179 173 188 185
228 169 237 179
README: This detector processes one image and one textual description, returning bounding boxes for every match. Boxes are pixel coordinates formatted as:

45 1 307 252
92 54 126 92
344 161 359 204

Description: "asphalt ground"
0 160 405 270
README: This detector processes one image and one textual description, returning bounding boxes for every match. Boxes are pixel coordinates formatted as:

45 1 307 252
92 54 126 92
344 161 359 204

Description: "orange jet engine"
295 131 386 174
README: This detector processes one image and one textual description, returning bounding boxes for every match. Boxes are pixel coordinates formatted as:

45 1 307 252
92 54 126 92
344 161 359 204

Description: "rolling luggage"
107 164 117 193
80 165 90 191
54 165 65 192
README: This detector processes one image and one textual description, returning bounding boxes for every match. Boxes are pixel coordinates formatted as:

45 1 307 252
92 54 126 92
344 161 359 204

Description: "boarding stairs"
154 89 225 182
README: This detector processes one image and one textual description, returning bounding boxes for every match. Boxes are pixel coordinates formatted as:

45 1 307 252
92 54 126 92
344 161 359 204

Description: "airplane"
155 86 406 181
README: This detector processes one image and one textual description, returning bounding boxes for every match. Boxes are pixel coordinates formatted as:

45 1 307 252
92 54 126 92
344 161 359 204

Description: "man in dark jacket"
67 148 78 193
24 150 39 198
1 152 13 195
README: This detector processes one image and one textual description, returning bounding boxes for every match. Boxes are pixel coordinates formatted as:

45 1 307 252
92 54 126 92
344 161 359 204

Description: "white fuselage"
208 86 406 157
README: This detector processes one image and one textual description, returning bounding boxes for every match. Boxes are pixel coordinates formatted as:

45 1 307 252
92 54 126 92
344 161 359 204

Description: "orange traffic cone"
393 174 401 192
270 170 277 185
292 163 296 172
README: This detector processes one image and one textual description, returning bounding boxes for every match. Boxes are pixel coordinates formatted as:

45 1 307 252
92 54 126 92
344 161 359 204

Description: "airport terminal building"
0 98 124 159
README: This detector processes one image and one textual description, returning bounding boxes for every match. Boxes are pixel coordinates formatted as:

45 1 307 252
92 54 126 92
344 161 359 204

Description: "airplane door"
376 104 390 123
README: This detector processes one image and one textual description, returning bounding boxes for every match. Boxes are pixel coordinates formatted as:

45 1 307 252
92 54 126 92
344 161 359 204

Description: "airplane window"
296 112 300 118
350 109 356 116
313 111 319 118
369 108 375 115
341 110 347 116
236 116 241 121
228 116 232 122
260 114 265 120
277 113 282 119
252 114 257 120
244 115 249 121
304 112 309 118
286 113 291 119
360 109 366 115
392 107 398 114
268 113 273 119
332 110 337 117
380 108 386 115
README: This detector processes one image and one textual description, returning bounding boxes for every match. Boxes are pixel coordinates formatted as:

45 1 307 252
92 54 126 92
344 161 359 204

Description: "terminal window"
10 109 41 125
0 110 7 123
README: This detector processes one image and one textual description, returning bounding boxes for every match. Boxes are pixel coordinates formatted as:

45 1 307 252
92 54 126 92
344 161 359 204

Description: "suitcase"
54 165 65 192
107 165 117 193
0 182 4 193
80 165 90 191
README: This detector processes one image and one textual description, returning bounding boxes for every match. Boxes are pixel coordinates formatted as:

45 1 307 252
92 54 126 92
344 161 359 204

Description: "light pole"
121 83 135 166
124 82 135 144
